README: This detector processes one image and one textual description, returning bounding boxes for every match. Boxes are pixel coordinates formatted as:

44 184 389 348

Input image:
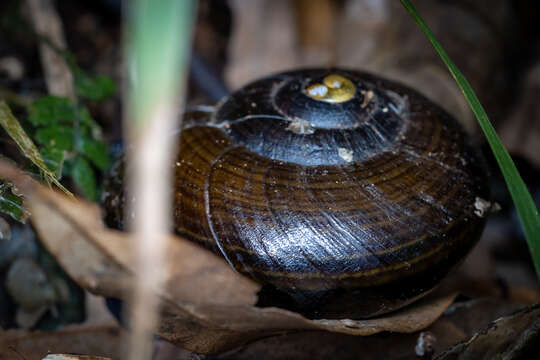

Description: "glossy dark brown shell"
103 69 489 319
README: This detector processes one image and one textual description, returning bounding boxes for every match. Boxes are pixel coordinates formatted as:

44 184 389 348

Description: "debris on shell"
285 117 315 135
360 89 374 108
338 147 354 162
385 90 409 116
474 197 497 218
306 84 328 98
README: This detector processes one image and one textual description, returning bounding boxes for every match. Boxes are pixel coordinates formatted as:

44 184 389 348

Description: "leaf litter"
0 159 463 354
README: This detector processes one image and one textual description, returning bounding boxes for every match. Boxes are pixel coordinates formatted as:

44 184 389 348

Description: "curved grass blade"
400 0 540 279
0 100 72 196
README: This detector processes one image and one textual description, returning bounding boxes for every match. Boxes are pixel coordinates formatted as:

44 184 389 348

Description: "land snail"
103 68 490 319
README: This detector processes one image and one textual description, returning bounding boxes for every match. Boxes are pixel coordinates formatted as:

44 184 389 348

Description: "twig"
25 0 75 100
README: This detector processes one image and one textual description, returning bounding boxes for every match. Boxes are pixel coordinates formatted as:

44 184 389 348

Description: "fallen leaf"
3 297 534 360
28 185 259 305
43 355 113 360
437 303 540 360
149 297 540 359
0 325 122 360
152 291 457 353
0 160 459 354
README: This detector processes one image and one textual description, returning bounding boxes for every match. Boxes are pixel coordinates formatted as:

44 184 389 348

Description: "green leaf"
77 136 110 171
71 156 97 201
40 147 65 179
400 0 540 280
0 101 71 195
28 96 74 126
75 70 116 101
35 125 74 151
77 106 103 139
0 181 28 222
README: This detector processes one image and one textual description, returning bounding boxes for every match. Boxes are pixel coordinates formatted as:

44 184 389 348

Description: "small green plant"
0 58 114 220
28 94 111 201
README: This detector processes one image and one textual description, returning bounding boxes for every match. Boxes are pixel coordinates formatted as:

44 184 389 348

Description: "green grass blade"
400 0 540 279
123 1 195 359
127 0 195 126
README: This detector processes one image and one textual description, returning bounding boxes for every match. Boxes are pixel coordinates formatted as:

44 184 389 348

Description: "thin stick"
25 0 75 101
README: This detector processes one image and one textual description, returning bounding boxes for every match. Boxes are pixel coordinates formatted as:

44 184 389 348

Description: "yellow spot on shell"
305 74 355 103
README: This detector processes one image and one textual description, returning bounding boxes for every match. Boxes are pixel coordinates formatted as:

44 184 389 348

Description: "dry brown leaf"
42 355 113 360
3 297 533 360
153 291 457 353
0 160 458 354
436 303 540 360
0 325 122 360
28 186 259 306
207 298 540 359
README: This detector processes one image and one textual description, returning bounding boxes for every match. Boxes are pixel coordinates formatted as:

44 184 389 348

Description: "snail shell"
103 69 489 319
